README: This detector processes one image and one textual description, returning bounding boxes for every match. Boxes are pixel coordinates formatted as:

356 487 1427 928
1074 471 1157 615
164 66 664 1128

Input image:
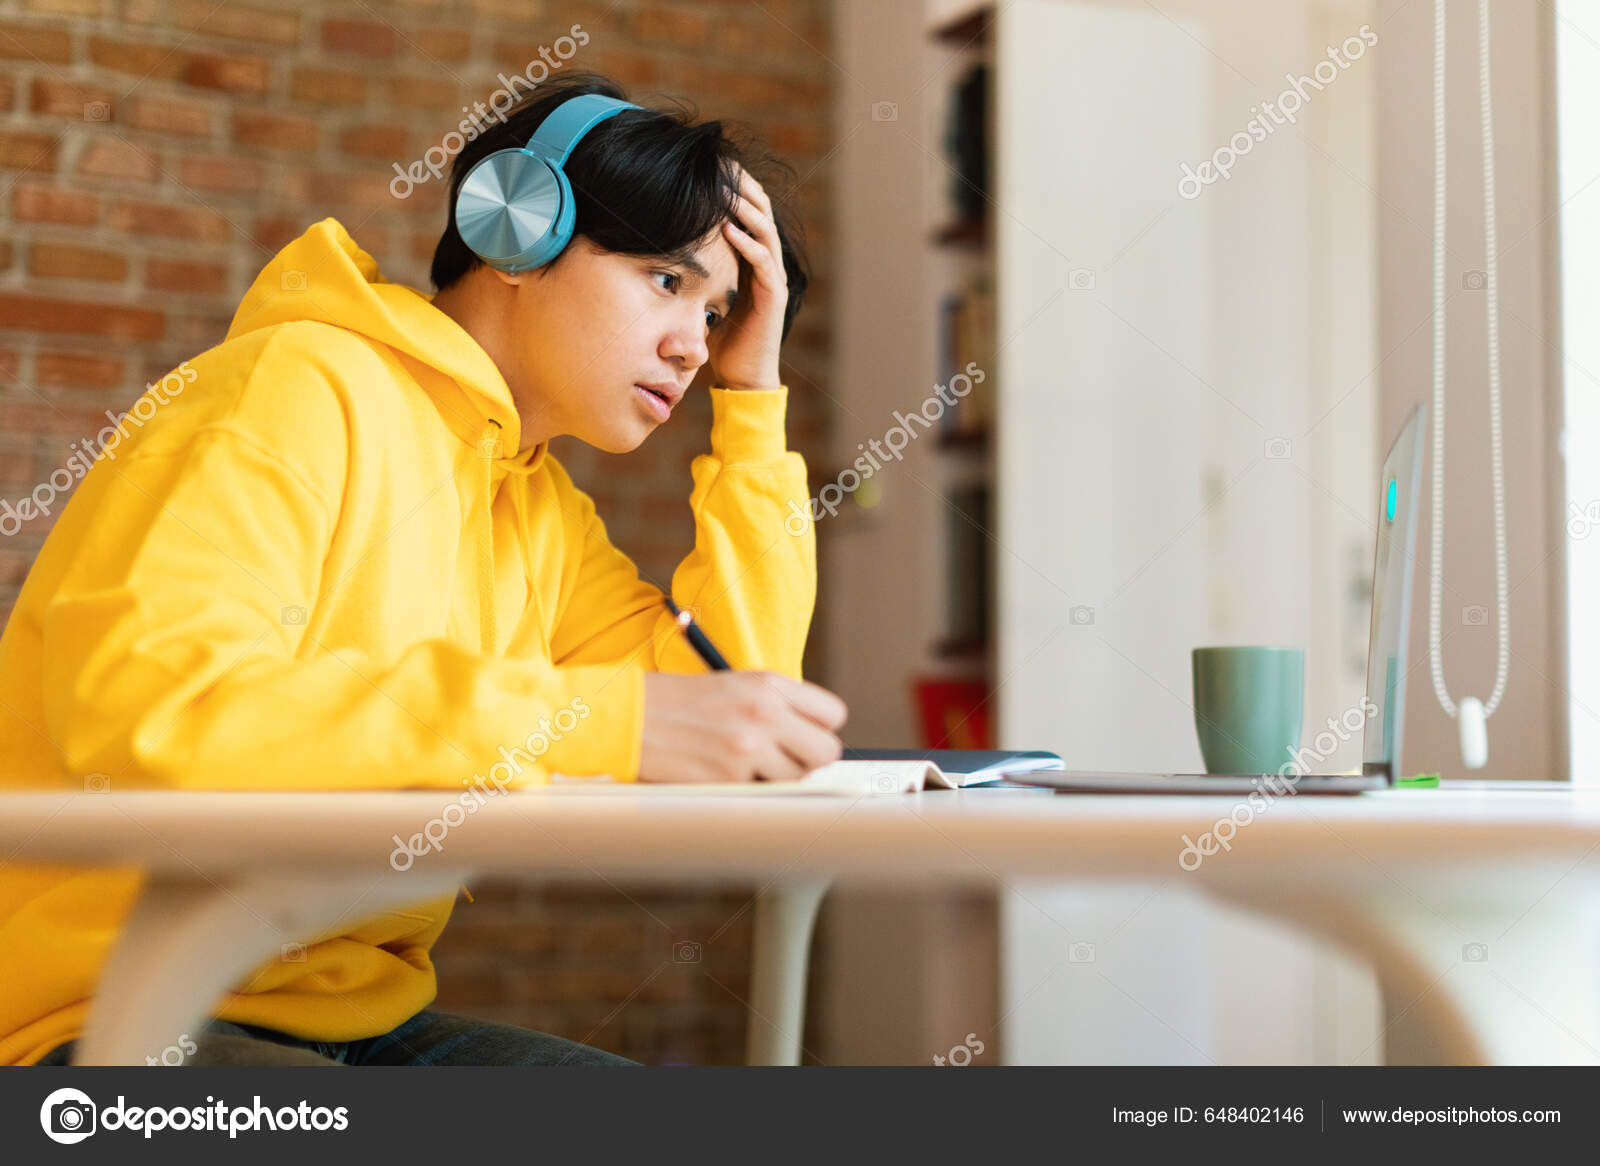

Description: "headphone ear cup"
456 149 569 272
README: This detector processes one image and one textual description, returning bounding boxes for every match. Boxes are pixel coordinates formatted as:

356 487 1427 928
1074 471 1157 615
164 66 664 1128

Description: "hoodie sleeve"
39 424 644 792
546 386 817 680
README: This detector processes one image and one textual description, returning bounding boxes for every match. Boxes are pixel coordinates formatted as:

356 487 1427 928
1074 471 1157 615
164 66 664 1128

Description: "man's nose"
662 317 709 368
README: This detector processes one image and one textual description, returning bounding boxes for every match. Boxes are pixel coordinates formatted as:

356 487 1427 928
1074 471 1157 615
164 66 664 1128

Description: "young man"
0 74 847 1067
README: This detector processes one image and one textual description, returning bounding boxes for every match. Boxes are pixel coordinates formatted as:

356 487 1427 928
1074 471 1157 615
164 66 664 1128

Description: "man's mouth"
634 384 674 421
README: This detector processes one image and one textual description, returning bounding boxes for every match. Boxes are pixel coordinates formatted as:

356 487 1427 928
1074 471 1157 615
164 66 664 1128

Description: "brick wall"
0 0 835 1065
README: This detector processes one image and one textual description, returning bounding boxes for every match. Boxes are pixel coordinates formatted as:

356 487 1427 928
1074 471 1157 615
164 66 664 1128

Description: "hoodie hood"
225 217 544 475
226 218 547 664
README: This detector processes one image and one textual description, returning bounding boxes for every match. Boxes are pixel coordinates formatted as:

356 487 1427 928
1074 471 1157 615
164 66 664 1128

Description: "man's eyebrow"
659 247 739 311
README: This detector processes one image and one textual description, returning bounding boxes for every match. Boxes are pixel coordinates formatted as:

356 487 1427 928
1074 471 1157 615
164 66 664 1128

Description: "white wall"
994 0 1378 780
992 0 1382 1064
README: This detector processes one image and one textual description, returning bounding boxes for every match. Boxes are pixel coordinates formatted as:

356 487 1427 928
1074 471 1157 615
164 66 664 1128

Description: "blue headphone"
454 93 641 274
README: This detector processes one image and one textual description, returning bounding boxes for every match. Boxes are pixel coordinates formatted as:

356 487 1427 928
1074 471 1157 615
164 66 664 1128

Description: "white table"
3 782 1597 1065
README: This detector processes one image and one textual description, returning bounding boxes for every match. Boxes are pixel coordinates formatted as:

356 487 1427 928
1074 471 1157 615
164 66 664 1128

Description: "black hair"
430 72 810 343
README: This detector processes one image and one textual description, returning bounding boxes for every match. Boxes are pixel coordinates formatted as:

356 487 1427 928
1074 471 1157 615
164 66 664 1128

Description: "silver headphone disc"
457 151 563 264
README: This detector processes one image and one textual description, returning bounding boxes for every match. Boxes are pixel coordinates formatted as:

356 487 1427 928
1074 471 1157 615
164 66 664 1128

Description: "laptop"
1003 404 1427 796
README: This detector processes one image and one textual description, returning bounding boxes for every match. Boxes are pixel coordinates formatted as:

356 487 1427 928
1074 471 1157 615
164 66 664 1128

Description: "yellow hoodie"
0 218 816 1065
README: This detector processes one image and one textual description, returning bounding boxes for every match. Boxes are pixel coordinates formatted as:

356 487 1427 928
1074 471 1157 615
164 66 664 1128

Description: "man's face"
498 230 741 454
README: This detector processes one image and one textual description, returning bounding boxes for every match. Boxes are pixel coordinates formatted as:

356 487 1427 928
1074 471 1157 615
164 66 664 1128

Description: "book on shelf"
943 61 990 222
935 273 995 442
912 678 993 749
943 482 992 650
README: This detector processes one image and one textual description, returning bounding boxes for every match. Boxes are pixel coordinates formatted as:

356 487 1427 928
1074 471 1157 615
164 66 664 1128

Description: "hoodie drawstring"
477 420 501 656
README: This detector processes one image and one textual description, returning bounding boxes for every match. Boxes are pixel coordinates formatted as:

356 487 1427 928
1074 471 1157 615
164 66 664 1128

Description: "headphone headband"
526 93 636 168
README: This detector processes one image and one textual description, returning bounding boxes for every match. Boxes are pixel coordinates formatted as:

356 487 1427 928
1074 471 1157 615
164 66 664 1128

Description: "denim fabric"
34 1009 639 1067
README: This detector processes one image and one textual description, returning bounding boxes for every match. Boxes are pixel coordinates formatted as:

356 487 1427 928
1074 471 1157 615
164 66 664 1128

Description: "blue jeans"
34 1009 639 1067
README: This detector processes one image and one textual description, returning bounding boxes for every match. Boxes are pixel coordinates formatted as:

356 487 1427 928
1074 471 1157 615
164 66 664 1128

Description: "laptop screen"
1362 405 1428 780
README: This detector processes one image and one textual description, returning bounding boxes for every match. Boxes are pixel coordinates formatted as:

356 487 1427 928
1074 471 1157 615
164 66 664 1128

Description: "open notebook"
541 751 1063 796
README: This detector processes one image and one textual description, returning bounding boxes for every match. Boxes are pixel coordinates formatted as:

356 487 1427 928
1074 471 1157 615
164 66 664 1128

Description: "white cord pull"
1458 696 1488 769
1427 0 1511 773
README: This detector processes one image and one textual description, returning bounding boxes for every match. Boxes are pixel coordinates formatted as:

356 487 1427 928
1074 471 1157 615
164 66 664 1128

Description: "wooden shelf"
932 635 990 660
931 5 993 48
937 427 991 451
931 217 990 248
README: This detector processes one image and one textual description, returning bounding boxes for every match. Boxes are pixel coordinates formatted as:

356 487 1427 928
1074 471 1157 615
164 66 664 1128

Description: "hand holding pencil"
632 598 848 784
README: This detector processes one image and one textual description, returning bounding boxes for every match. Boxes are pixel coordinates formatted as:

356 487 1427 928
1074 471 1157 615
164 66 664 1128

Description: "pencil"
665 597 732 671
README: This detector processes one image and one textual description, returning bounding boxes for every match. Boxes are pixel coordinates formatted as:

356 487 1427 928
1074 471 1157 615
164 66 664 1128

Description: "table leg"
1206 877 1600 1065
745 878 830 1066
74 868 463 1066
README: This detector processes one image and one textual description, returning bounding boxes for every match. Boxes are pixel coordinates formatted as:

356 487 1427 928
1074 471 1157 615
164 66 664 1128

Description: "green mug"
1191 646 1305 775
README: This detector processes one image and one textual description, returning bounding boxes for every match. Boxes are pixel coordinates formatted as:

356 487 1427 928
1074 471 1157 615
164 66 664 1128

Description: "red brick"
338 124 408 159
694 67 823 109
108 199 233 243
0 240 11 271
413 27 472 61
768 122 828 157
350 226 389 257
385 75 457 111
0 504 53 541
232 109 318 152
430 969 506 1007
166 312 232 349
156 0 300 46
0 348 17 386
35 352 124 390
21 0 100 17
28 243 129 282
182 52 271 94
0 75 12 113
322 19 397 57
253 215 307 252
520 969 656 1004
0 400 124 436
440 920 563 956
630 6 712 48
145 258 227 295
0 447 30 487
588 50 662 87
571 920 644 955
786 77 829 107
178 154 265 194
29 79 115 121
77 139 159 183
709 19 796 59
0 549 34 587
124 96 212 137
89 36 188 83
493 42 565 78
0 21 72 63
0 130 58 172
289 67 365 106
308 171 399 208
0 293 163 339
